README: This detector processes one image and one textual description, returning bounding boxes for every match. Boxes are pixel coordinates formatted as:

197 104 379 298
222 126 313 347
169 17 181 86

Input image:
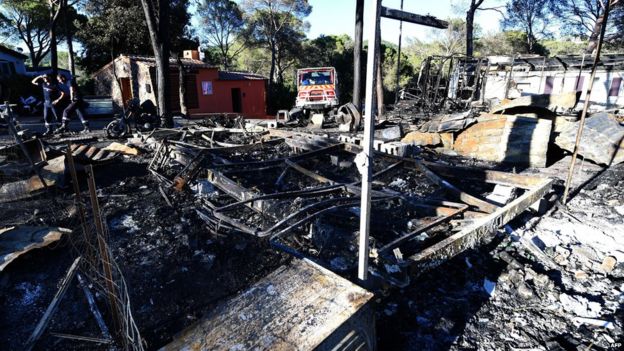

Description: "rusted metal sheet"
160 259 374 351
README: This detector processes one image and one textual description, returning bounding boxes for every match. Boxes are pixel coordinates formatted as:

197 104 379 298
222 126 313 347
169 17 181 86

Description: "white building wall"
484 68 624 111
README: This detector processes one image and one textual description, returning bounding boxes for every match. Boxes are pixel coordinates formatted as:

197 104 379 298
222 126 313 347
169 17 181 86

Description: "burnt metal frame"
197 140 553 281
147 129 553 282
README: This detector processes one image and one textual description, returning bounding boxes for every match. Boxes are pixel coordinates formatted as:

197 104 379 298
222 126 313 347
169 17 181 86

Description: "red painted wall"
188 67 267 118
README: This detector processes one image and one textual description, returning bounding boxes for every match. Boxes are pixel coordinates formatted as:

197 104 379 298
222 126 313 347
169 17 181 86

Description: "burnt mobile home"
482 54 624 110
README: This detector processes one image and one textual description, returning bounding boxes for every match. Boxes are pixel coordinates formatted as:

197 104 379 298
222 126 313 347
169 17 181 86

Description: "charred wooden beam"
378 204 468 255
409 178 554 274
380 7 448 28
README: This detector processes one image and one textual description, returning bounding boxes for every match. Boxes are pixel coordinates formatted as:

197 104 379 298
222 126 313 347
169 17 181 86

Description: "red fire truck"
295 67 339 113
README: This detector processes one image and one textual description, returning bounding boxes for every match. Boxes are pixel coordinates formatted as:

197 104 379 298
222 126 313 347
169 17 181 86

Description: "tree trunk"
353 0 364 109
64 6 75 77
50 23 58 75
140 0 172 127
159 0 171 126
177 56 187 116
466 7 475 56
269 42 277 85
586 4 607 53
49 1 63 76
267 41 277 107
30 53 39 70
376 49 384 118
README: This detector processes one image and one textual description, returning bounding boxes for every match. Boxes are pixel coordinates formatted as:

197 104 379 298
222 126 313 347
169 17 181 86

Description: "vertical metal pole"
66 143 90 241
563 1 611 203
353 0 365 109
394 0 404 104
358 0 382 281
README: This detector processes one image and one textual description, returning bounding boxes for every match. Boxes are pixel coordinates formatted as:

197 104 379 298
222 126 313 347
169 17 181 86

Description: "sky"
304 0 506 44
9 0 506 55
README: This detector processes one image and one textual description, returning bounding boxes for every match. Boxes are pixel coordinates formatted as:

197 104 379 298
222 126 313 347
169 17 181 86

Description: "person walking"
55 75 90 133
31 74 60 136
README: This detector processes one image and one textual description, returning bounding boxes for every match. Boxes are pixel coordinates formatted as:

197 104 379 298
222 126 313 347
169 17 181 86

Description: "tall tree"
242 0 311 92
197 0 245 70
77 0 194 73
0 0 52 69
502 0 555 53
301 35 355 103
62 1 84 76
580 0 622 52
437 18 467 55
465 0 504 56
47 0 65 75
140 0 172 127
552 0 622 49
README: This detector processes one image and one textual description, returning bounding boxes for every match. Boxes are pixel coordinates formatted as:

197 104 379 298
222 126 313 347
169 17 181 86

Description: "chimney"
183 50 200 61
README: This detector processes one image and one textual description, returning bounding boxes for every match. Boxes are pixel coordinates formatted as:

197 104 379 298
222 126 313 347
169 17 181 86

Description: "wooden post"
65 143 90 241
563 1 611 203
394 0 404 104
177 56 188 116
352 0 364 110
85 165 122 337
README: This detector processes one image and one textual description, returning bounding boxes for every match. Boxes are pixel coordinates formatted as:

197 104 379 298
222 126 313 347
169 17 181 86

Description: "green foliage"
540 39 586 56
77 0 197 73
379 41 415 102
239 0 311 112
241 0 311 84
502 0 556 53
196 0 245 69
300 35 354 103
0 0 52 68
475 31 528 55
0 0 86 69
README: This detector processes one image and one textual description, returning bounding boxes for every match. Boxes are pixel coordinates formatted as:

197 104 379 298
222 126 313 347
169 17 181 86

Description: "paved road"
11 116 115 134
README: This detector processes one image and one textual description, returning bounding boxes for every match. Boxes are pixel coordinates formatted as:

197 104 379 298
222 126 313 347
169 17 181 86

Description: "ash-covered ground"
1 121 622 351
377 163 624 351
0 155 288 350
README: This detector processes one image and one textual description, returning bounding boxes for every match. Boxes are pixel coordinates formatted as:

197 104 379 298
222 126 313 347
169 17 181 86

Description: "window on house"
609 77 622 97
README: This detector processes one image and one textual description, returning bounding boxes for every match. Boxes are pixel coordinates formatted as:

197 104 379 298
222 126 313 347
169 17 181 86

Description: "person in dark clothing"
31 74 60 136
56 74 89 133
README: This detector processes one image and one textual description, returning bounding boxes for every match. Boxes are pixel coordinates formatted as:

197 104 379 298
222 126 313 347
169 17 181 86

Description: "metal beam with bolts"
358 0 448 281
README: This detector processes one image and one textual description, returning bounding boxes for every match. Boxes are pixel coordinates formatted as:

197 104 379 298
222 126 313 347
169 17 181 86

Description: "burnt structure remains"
1 1 623 350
